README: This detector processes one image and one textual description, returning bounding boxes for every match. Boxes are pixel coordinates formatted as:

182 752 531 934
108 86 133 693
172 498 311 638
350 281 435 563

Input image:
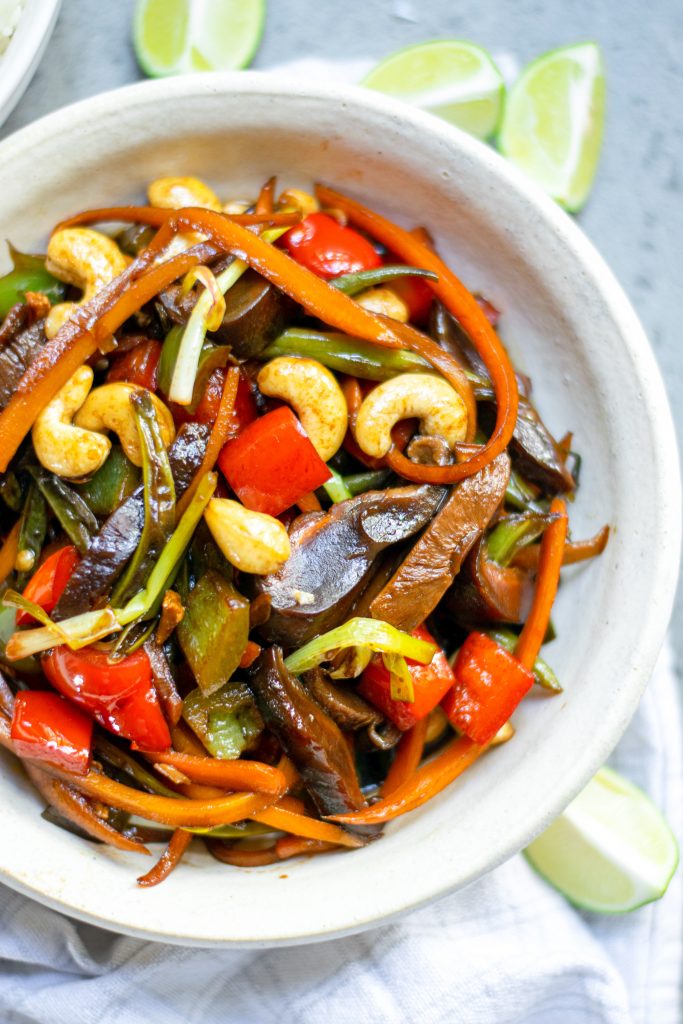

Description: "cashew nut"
32 366 111 479
74 383 175 467
44 228 128 339
257 356 347 463
204 498 291 575
355 287 409 323
148 176 222 211
354 373 468 458
279 188 319 216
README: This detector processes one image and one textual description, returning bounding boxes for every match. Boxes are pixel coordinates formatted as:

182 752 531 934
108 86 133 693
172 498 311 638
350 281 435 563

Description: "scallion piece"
284 616 436 677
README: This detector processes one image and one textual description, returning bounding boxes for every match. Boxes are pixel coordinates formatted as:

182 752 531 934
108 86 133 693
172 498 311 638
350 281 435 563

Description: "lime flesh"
363 40 505 141
525 766 678 913
134 0 266 78
498 42 605 211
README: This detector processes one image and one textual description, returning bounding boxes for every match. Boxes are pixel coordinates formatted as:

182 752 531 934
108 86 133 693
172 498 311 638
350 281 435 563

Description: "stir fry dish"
0 176 609 885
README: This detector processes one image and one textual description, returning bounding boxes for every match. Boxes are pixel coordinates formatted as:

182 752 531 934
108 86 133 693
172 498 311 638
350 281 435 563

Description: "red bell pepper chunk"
218 405 331 516
107 339 162 391
391 274 434 325
42 646 171 751
171 369 258 432
358 624 456 731
17 545 80 625
11 690 93 774
441 632 534 745
282 212 382 280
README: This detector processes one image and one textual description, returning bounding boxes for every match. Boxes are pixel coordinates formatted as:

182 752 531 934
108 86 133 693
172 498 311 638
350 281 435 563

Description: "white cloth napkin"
0 54 680 1024
0 642 679 1024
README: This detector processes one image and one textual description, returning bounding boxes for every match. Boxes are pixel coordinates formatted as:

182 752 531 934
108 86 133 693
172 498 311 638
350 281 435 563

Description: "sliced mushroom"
254 484 447 647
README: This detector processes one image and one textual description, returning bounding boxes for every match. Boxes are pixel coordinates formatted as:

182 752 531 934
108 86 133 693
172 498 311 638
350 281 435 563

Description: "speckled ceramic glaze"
0 0 61 127
0 74 679 947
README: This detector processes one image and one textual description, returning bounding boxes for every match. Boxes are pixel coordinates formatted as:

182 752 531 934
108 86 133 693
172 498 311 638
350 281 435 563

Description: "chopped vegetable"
262 327 431 381
177 570 249 695
14 482 47 588
107 338 162 391
182 681 263 759
218 406 332 517
17 545 79 625
43 644 171 751
0 244 66 318
441 631 534 744
282 212 382 279
29 466 98 555
284 616 436 677
11 691 93 775
74 446 140 517
331 264 438 296
359 625 455 730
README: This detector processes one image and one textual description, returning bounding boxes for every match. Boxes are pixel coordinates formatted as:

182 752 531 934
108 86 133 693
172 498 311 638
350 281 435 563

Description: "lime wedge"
133 0 266 78
498 42 605 211
525 766 678 913
362 40 505 141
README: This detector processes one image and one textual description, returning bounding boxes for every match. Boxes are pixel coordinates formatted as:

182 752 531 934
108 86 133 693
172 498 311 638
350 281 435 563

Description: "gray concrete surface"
2 0 681 672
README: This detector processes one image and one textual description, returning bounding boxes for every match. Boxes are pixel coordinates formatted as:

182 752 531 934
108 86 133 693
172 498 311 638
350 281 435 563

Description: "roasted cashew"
257 356 347 462
74 383 175 467
354 373 468 458
204 498 291 575
147 176 222 211
279 188 319 217
355 286 409 323
44 228 128 339
32 366 111 479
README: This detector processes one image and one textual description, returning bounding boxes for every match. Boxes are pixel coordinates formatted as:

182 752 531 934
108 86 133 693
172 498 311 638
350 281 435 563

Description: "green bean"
15 482 47 588
331 264 438 296
29 466 98 554
486 628 562 693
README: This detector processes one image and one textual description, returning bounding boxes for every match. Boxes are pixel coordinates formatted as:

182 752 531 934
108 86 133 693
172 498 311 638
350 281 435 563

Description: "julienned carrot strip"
329 735 484 825
50 769 278 827
255 176 277 215
176 782 230 800
250 804 364 848
512 524 609 572
56 206 300 231
176 366 240 518
168 209 481 475
137 828 193 887
514 498 568 671
380 717 428 797
296 491 322 513
145 749 287 795
314 184 519 484
25 763 150 855
0 522 20 587
0 245 214 472
275 836 336 859
207 841 280 867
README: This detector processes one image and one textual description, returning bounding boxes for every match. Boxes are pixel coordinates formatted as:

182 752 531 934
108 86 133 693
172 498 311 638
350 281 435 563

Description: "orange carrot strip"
176 366 239 517
296 491 322 512
239 640 262 669
176 782 229 799
512 524 609 572
381 717 428 797
206 840 280 867
329 735 484 825
251 804 364 848
314 184 519 483
56 206 300 231
145 750 286 795
49 770 279 827
27 764 150 854
0 522 20 587
255 176 277 215
515 497 568 670
137 828 193 886
275 836 336 859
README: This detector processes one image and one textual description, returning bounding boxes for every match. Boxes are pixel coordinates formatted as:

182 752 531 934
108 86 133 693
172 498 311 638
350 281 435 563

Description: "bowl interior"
0 75 678 946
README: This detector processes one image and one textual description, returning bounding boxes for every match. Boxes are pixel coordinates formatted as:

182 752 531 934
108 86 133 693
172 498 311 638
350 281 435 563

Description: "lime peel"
525 766 679 914
362 39 505 141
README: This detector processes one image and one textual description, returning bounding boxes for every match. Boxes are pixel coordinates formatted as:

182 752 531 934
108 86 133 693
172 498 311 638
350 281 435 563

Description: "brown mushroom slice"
443 534 535 628
369 453 510 632
250 647 378 837
254 484 446 647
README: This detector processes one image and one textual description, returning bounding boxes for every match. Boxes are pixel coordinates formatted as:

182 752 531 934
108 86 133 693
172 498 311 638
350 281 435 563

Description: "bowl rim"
0 71 680 947
0 0 62 128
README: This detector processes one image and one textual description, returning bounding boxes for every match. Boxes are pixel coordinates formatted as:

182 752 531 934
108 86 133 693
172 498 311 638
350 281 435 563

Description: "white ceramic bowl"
0 0 61 127
0 74 679 947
